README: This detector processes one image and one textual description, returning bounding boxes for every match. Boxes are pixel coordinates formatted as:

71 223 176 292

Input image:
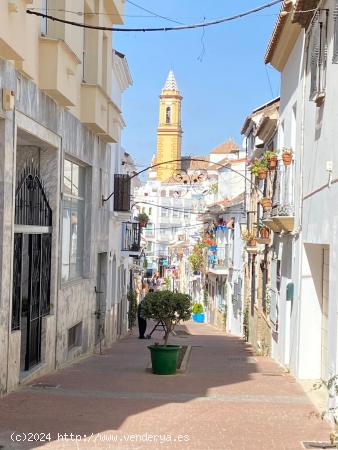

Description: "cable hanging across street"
26 0 283 32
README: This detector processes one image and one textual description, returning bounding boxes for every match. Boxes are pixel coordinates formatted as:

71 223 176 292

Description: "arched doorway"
12 162 52 371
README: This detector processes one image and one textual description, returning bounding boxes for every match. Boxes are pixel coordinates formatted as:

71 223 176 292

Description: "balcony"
207 245 230 275
104 0 125 24
81 83 109 134
106 102 120 143
262 162 295 233
270 204 294 232
39 37 80 107
122 222 141 255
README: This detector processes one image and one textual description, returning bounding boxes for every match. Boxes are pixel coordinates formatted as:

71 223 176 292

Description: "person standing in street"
137 297 147 339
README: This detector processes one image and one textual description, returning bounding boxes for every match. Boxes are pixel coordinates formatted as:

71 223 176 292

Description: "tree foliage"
140 290 192 345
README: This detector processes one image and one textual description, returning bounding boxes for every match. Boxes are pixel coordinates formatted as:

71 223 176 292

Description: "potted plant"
260 197 272 211
241 229 257 249
264 150 278 170
137 212 149 228
282 148 293 166
251 158 268 180
192 303 205 323
188 243 206 274
241 229 254 242
248 237 257 247
140 290 192 375
259 227 270 239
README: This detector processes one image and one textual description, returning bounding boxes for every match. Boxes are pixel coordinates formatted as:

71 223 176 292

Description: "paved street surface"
0 322 331 450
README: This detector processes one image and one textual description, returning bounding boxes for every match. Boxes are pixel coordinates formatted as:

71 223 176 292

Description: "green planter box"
148 345 181 375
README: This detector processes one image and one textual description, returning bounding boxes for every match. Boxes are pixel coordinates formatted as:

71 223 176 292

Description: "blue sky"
115 1 281 167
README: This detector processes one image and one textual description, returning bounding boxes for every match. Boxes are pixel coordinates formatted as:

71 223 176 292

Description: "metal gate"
12 163 52 371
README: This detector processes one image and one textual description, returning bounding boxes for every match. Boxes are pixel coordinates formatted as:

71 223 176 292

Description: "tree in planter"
140 290 192 345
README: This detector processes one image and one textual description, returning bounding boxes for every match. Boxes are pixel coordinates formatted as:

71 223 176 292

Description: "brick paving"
0 322 332 450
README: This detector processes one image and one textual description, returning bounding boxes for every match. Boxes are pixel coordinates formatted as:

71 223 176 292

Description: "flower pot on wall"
267 156 277 170
260 197 272 211
282 152 293 166
248 238 257 247
257 168 268 180
259 227 270 239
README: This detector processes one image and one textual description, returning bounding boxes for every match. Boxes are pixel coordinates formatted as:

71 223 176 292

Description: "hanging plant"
282 148 293 166
250 158 268 180
137 212 149 228
264 150 278 170
241 229 255 242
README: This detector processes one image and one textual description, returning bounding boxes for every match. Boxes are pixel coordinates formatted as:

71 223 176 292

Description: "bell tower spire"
156 70 183 182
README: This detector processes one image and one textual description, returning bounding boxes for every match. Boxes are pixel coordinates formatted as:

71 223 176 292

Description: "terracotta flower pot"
267 156 277 170
248 239 257 247
257 168 268 180
260 197 272 211
282 152 292 166
139 221 147 228
260 228 270 239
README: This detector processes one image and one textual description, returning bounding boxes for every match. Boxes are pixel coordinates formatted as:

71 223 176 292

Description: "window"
68 322 82 350
62 160 85 282
148 207 152 216
333 1 338 63
166 106 171 124
309 10 328 101
161 207 169 217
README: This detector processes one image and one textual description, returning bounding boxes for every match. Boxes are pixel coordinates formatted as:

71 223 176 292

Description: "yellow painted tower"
156 71 183 181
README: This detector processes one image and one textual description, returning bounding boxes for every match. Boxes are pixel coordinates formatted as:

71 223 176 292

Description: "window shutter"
114 174 131 212
333 1 338 63
310 13 320 100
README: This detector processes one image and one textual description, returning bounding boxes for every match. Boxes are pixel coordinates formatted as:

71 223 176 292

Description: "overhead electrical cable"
126 0 184 25
26 1 283 32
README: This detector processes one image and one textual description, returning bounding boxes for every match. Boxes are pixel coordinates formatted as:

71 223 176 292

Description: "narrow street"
0 323 330 450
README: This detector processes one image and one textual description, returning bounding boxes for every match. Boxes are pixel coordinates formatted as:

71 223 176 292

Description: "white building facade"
265 0 338 395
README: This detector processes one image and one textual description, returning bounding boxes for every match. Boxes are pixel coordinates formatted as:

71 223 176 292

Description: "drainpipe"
54 134 64 372
294 28 308 377
5 104 17 394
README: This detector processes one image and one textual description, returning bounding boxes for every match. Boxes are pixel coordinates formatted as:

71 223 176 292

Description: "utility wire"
26 7 157 18
134 199 245 216
27 1 283 32
126 0 184 25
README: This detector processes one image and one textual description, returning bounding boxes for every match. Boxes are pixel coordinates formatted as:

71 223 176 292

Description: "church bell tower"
156 71 182 182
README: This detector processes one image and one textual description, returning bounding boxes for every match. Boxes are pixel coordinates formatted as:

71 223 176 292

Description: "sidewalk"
0 322 331 450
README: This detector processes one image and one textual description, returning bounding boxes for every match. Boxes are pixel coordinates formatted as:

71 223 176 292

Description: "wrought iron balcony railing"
122 222 141 253
262 161 295 233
